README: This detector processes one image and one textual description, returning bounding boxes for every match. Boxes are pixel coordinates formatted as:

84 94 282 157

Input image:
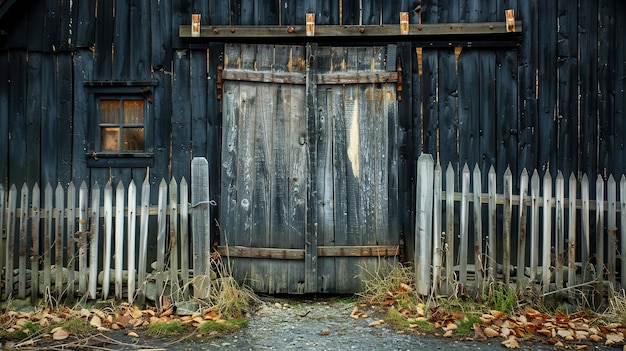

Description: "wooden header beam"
179 21 523 41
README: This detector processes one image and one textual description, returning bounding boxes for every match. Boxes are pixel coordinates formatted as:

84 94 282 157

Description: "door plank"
287 45 308 294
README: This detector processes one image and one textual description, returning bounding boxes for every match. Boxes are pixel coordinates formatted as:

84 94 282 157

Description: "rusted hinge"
217 59 223 100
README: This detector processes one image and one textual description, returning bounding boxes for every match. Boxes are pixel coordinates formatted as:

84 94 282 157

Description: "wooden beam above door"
179 21 522 44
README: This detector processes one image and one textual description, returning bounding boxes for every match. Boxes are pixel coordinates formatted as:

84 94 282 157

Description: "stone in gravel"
174 302 199 316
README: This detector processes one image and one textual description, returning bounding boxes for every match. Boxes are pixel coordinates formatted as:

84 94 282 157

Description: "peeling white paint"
346 91 360 179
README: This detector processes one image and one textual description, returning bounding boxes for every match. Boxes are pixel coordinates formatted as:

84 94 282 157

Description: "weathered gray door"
220 43 399 294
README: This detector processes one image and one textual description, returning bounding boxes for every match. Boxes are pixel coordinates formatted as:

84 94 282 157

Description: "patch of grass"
490 283 517 315
145 320 185 336
197 318 247 336
50 317 91 337
385 307 410 329
386 307 435 334
437 296 485 315
456 314 482 337
4 321 41 340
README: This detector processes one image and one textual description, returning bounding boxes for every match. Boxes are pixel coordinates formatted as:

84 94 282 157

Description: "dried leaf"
555 311 569 323
605 323 622 330
605 333 624 345
501 336 520 349
524 323 536 333
80 308 91 318
443 330 453 338
575 330 589 340
484 327 500 338
443 323 458 331
129 307 143 320
557 329 573 339
161 308 174 317
128 331 139 338
90 315 102 328
92 308 106 320
382 296 396 306
319 331 331 336
399 283 414 293
369 320 385 327
589 334 603 342
52 328 69 340
416 306 424 317
491 310 506 319
474 324 487 341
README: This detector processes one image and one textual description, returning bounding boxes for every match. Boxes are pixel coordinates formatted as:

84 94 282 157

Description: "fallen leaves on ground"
398 305 626 349
0 301 233 348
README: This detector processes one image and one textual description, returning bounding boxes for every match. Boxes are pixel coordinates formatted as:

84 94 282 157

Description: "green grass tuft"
146 320 185 336
490 283 517 315
4 321 41 340
197 318 247 335
50 317 91 337
456 314 482 336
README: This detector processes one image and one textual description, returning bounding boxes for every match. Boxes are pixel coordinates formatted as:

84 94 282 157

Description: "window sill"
86 152 154 168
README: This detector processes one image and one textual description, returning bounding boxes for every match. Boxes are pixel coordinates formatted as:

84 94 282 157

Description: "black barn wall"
0 0 625 266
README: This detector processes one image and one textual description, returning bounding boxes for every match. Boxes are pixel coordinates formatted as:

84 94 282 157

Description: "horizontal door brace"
221 69 398 85
216 245 400 260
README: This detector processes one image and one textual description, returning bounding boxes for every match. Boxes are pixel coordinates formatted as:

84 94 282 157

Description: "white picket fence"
5 154 626 304
415 154 626 298
0 158 212 306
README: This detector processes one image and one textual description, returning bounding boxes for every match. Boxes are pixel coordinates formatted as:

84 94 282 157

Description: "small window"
99 98 146 152
85 81 156 167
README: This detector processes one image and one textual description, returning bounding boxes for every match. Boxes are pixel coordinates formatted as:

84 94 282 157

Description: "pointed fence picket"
1 158 210 305
4 156 626 303
30 184 40 305
414 155 626 299
19 184 28 299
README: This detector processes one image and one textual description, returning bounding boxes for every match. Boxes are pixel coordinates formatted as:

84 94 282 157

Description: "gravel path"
161 296 601 351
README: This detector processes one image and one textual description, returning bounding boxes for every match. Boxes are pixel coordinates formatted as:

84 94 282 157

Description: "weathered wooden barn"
0 0 625 296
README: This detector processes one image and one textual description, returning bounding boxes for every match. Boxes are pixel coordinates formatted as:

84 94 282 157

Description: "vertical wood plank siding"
0 0 625 293
617 1 626 179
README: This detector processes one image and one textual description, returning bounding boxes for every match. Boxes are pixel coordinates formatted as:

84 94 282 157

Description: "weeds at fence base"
356 261 626 347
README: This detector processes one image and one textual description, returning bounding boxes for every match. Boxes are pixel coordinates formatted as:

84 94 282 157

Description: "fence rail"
0 158 211 306
415 154 626 299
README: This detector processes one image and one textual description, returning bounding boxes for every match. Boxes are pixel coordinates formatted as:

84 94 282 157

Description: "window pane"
122 127 144 151
123 100 144 124
101 127 120 151
100 100 120 124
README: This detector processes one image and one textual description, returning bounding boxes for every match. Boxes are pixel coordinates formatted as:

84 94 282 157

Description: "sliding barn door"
220 43 399 294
